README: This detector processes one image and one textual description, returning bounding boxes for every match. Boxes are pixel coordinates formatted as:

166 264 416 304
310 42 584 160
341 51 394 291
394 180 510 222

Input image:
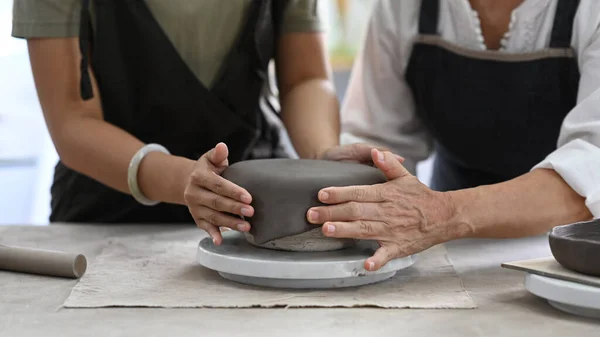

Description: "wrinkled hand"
319 143 404 166
184 142 253 245
306 149 465 271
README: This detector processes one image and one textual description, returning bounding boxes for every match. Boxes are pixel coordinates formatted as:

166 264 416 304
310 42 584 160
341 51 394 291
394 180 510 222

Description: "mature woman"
307 0 600 270
12 0 378 244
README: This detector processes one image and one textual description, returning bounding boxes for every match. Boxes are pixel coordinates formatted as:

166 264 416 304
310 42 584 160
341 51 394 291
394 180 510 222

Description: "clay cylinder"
0 245 87 279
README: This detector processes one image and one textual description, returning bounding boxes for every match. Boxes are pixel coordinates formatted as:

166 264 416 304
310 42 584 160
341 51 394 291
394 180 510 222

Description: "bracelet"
127 143 170 206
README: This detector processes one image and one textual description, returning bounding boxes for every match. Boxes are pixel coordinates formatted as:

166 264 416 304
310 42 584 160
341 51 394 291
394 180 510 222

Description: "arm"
449 168 592 239
451 85 600 238
274 31 405 165
28 38 254 243
275 31 340 159
306 88 599 269
27 38 193 205
305 14 600 270
452 14 600 237
338 0 433 174
305 149 593 271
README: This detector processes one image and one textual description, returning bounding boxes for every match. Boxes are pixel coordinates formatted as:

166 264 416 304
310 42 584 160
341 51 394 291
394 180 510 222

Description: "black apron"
405 0 580 191
50 0 290 223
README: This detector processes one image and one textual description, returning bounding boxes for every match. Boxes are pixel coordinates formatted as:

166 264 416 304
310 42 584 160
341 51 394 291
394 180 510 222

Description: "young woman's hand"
183 142 254 245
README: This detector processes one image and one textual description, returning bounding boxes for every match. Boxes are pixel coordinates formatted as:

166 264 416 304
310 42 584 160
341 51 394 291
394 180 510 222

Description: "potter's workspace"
2 158 600 337
3 0 600 335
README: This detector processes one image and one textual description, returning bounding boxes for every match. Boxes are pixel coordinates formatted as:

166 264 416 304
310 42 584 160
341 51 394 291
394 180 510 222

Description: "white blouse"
340 0 600 217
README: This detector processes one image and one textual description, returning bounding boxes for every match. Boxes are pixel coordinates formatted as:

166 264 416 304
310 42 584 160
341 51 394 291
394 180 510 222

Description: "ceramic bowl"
549 219 600 277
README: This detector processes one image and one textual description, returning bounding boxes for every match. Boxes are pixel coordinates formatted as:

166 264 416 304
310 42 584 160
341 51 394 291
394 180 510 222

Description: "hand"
319 143 404 166
183 142 254 245
306 149 468 271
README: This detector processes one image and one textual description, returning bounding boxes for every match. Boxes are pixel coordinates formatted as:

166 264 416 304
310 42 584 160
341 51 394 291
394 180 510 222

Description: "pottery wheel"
197 231 416 289
524 274 600 319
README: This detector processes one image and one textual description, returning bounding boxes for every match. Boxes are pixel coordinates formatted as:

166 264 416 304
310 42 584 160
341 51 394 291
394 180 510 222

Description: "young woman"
12 0 379 244
307 0 600 270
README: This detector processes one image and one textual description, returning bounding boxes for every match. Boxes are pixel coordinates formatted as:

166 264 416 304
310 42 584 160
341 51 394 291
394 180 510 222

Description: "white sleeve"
339 0 433 174
533 5 600 217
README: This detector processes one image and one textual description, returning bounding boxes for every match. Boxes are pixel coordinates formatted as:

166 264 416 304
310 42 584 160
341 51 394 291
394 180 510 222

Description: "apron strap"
418 0 440 35
79 0 94 100
549 0 580 48
272 0 291 42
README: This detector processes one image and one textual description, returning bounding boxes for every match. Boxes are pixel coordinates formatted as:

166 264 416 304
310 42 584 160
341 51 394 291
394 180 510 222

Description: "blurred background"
0 0 432 225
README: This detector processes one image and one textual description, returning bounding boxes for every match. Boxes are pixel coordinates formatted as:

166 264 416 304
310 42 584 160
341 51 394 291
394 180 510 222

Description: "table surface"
0 224 598 337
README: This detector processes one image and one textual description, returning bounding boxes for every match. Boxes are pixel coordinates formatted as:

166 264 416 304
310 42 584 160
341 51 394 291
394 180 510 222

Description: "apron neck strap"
418 0 440 35
272 0 291 41
549 0 580 48
79 0 94 100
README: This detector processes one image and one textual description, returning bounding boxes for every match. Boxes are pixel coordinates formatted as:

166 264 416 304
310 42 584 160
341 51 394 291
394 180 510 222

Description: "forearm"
447 168 593 239
56 117 194 205
28 37 195 206
280 78 340 159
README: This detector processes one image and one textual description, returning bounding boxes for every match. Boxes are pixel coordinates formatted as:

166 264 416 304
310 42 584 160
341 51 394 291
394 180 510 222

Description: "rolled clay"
222 159 386 250
0 245 87 279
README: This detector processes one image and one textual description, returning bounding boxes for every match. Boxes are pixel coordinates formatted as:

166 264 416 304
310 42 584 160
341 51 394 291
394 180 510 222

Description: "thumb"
371 149 410 180
207 142 229 169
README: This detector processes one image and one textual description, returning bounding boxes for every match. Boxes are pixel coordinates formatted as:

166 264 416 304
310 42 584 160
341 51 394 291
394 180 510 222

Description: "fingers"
189 143 254 244
365 245 399 271
348 143 379 164
317 185 384 204
371 149 411 180
356 144 405 164
189 169 252 204
196 219 223 245
207 142 229 168
191 205 251 232
321 144 405 165
317 219 405 271
319 146 358 163
320 143 379 163
319 220 387 240
307 202 381 224
187 186 252 244
191 187 254 218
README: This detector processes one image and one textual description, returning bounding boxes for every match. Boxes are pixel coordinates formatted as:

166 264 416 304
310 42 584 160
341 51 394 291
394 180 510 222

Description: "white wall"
0 1 57 225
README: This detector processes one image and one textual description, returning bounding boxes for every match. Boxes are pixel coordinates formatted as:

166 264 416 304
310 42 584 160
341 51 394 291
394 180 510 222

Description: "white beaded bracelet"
127 143 170 206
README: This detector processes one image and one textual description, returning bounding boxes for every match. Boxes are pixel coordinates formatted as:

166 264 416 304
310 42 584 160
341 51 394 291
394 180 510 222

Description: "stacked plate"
524 273 600 319
197 230 416 289
503 219 600 319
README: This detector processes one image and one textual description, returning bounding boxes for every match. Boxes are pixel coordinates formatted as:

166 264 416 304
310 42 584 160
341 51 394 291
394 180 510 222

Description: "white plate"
197 231 416 289
524 273 600 319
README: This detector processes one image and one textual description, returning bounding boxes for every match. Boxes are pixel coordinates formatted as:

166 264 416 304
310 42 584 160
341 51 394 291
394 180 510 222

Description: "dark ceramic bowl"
549 219 600 277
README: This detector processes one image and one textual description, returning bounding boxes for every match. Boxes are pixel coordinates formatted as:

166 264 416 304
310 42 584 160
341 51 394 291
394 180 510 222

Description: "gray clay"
244 228 356 252
222 159 386 250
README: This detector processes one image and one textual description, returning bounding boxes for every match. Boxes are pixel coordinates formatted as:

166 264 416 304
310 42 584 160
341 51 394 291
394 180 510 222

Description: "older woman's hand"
306 149 471 271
